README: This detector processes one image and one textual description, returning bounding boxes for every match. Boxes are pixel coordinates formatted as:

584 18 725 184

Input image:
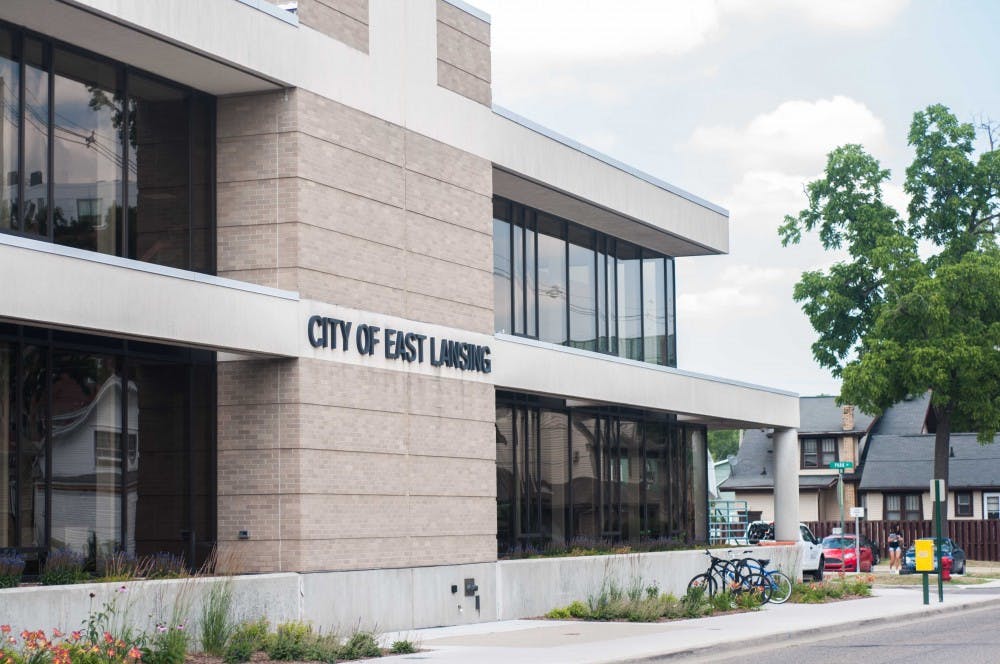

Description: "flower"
128 647 142 660
103 632 113 644
118 585 128 593
52 629 63 638
0 626 9 634
70 631 82 642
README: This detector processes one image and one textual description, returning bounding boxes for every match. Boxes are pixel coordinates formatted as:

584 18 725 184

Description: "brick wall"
436 0 491 106
215 85 496 572
298 0 369 53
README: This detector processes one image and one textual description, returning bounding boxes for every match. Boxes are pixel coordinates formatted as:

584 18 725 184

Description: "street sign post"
830 461 855 555
850 506 865 573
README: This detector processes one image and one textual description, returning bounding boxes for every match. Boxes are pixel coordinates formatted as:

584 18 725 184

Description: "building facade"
0 0 800 589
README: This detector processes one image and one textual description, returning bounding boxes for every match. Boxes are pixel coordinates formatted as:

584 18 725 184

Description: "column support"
690 427 708 542
773 427 800 541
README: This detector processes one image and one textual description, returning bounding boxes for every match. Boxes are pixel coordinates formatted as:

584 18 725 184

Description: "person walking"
887 525 904 573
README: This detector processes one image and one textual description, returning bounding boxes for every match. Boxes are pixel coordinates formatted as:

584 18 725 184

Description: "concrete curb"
616 594 1000 663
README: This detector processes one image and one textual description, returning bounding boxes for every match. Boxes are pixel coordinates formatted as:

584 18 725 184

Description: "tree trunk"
932 406 951 539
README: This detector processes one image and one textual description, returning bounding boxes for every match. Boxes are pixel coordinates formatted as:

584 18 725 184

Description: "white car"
745 521 825 580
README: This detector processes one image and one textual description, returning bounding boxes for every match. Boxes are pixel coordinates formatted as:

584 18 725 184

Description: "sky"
471 0 1000 397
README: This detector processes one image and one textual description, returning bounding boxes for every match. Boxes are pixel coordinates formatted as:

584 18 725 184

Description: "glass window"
606 250 617 355
618 419 642 541
50 352 121 557
52 48 122 255
802 439 818 468
820 438 838 466
537 215 567 345
525 218 536 336
985 493 1000 520
495 406 514 551
516 407 540 538
886 493 922 521
570 412 599 539
128 74 190 268
642 422 670 539
666 258 676 366
642 253 666 365
0 29 18 232
0 342 12 547
23 38 47 236
955 491 973 517
493 218 511 334
568 227 596 352
540 410 568 545
512 221 523 334
616 243 642 361
18 345 45 549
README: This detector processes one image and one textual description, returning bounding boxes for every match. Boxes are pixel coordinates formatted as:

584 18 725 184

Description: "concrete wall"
0 549 799 634
496 546 801 620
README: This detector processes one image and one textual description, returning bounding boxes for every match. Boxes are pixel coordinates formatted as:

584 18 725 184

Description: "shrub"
146 552 187 579
338 631 381 661
224 617 270 663
98 551 150 581
265 621 313 661
144 624 189 664
790 575 874 603
0 552 26 588
40 548 87 585
681 584 711 618
390 640 417 655
200 580 235 656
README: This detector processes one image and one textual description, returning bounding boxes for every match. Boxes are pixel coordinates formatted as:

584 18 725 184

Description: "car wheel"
814 558 824 581
957 560 966 575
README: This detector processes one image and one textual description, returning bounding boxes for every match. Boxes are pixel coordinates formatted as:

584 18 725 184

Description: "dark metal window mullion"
188 94 194 270
511 406 520 541
521 208 528 336
532 213 538 338
46 41 53 242
638 253 645 362
121 68 129 259
209 99 217 275
44 341 52 549
12 330 22 547
186 362 195 566
535 408 542 540
566 410 573 541
118 354 128 552
563 220 569 345
507 215 514 334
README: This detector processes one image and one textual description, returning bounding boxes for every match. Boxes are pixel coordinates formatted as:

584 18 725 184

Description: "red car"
821 535 874 572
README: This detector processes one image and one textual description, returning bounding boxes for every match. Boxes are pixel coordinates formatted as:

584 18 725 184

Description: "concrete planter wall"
0 547 798 634
495 545 800 620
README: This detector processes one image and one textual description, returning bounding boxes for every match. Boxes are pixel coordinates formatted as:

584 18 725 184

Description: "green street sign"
829 461 854 470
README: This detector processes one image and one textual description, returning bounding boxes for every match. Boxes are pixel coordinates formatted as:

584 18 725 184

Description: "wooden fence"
805 519 1000 561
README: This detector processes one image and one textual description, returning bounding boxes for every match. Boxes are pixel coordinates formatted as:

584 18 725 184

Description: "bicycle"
732 551 793 604
688 550 772 603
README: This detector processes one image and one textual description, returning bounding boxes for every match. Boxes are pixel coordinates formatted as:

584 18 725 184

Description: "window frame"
954 491 973 517
493 197 677 368
985 492 1000 520
800 436 839 469
884 493 923 521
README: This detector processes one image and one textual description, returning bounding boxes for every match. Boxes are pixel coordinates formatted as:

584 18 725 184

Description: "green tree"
780 104 1000 489
708 429 740 461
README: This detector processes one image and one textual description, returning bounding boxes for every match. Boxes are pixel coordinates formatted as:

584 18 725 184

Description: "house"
721 397 875 522
859 393 1000 521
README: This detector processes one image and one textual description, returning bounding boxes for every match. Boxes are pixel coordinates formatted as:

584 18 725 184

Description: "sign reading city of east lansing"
307 315 491 374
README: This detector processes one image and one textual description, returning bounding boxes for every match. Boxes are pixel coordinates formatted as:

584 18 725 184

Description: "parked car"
745 520 825 580
821 534 873 572
900 538 966 575
859 534 881 566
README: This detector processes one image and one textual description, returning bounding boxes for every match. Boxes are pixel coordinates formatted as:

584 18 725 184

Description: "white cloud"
722 0 909 30
688 96 888 172
476 1 723 62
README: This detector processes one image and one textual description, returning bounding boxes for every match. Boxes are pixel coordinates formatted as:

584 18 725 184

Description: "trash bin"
941 556 952 581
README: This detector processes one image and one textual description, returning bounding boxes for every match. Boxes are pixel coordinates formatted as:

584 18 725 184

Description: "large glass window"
0 24 215 273
616 243 642 361
0 325 215 569
537 215 567 345
885 494 922 521
568 227 596 351
498 393 694 553
493 216 511 334
642 253 666 365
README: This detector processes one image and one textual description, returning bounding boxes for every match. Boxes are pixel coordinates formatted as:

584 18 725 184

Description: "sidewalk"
379 580 1000 663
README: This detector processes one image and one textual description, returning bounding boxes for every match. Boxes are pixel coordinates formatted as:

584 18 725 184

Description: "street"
702 600 1000 664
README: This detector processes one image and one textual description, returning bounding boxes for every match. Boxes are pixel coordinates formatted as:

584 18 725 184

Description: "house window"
885 494 922 521
955 491 973 517
985 493 1000 520
801 437 837 468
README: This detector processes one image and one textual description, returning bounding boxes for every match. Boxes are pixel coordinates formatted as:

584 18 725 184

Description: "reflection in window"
568 228 596 351
642 254 666 365
537 216 567 345
493 218 512 334
497 395 695 553
0 30 18 232
0 28 215 273
616 243 642 361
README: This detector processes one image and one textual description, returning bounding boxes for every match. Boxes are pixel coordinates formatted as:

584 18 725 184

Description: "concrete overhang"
0 235 300 356
0 0 289 95
493 335 799 430
491 109 729 258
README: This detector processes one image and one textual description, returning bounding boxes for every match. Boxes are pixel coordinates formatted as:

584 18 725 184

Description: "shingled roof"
859 432 1000 490
868 392 931 436
720 395 873 491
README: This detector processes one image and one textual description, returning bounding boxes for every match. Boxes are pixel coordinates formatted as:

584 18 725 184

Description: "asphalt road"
702 601 1000 664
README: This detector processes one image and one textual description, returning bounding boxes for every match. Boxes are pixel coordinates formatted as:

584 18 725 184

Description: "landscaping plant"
199 579 235 656
40 548 88 586
0 552 25 588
